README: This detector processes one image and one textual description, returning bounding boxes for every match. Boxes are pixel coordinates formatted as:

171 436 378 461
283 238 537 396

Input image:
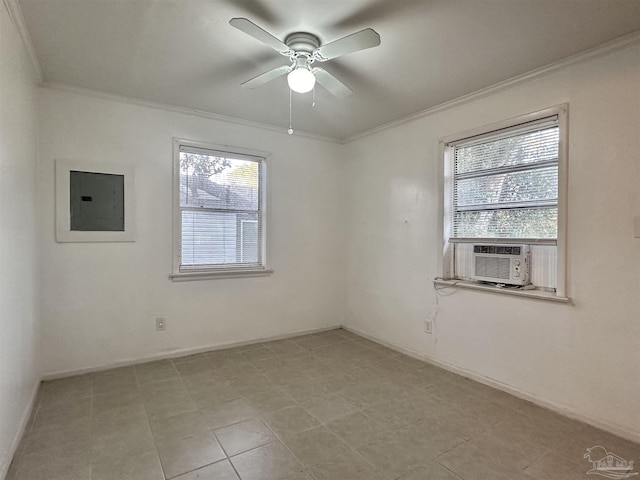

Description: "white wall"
0 4 41 478
38 89 345 376
343 44 640 440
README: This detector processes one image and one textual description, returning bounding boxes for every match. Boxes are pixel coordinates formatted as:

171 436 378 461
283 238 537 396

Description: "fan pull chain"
288 89 293 135
312 85 316 108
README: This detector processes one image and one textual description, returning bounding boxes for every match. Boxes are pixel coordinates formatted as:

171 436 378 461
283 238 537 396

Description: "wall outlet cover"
425 319 433 334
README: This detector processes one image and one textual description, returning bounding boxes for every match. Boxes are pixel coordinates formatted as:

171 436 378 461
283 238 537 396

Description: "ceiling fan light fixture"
287 66 315 93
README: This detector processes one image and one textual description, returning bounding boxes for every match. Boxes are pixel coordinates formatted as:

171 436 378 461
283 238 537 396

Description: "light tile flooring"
8 328 639 480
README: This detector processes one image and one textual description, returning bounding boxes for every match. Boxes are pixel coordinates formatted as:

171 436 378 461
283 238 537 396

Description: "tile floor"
7 328 639 480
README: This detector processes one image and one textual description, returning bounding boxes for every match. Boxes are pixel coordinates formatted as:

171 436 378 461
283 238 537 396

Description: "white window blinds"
179 146 263 269
451 117 559 240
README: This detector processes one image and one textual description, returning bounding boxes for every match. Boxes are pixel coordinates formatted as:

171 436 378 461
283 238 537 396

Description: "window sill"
170 268 274 282
433 278 571 303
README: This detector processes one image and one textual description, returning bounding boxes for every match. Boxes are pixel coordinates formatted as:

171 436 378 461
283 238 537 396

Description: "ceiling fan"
229 18 381 99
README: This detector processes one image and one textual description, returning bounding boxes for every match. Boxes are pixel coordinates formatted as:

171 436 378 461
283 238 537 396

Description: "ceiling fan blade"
241 65 290 89
313 68 353 99
229 18 291 55
314 28 380 61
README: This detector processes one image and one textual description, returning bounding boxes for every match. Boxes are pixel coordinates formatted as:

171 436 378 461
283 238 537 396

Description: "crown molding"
340 30 640 144
2 0 43 82
40 82 340 144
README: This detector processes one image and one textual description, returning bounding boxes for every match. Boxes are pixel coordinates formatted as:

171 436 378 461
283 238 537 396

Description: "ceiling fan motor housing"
284 32 320 55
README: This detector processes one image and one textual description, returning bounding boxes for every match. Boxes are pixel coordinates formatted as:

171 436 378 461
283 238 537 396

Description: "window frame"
170 138 273 281
437 105 568 299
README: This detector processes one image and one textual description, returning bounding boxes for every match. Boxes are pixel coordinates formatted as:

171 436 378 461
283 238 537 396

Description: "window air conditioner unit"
472 244 530 286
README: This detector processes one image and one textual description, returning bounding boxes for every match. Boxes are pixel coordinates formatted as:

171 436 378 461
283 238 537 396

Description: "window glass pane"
181 210 260 267
453 208 558 239
455 126 558 175
239 218 259 264
455 166 558 207
180 152 259 211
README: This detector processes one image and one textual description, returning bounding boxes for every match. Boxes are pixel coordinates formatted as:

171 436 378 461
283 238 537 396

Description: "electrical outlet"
156 317 166 331
424 319 433 334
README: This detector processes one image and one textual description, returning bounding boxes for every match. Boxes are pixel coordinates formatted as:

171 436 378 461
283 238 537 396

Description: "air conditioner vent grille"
475 256 510 280
473 245 522 255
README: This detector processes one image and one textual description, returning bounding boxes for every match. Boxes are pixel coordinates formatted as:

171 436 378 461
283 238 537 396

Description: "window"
440 106 568 299
171 140 271 280
452 120 559 240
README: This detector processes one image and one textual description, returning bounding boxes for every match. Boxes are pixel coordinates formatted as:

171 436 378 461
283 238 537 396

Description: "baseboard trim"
41 325 341 380
341 325 640 444
1 380 40 480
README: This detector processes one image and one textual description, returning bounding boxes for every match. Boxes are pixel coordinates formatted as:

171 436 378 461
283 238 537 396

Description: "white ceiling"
18 0 640 140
